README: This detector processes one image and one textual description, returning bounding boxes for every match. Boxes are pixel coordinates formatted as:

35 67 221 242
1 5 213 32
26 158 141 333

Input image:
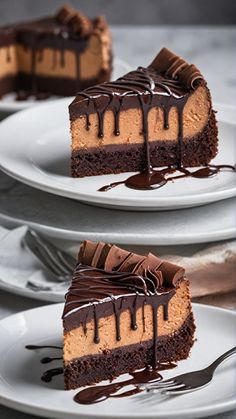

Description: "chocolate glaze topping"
63 241 185 367
0 5 109 97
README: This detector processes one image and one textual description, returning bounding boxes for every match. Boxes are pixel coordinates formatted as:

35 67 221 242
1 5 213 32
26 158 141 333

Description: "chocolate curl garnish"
159 261 185 287
93 15 107 33
78 241 184 288
91 242 106 267
69 12 93 37
145 268 163 292
104 245 130 271
149 47 203 90
117 253 144 272
55 4 75 24
96 243 112 269
178 64 203 90
78 240 98 265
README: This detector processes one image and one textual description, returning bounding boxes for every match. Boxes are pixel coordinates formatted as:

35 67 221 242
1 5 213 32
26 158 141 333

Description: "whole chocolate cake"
63 241 195 390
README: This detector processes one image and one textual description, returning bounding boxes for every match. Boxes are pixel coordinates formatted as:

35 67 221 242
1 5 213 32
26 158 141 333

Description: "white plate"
0 303 235 419
0 103 235 211
0 171 235 245
0 58 131 113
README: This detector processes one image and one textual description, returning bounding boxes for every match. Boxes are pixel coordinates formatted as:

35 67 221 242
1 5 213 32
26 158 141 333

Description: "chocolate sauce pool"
99 164 236 192
25 344 176 404
74 363 176 405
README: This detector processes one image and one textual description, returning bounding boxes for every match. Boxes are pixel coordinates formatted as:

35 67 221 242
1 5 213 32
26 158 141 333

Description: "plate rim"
0 303 235 419
0 209 236 245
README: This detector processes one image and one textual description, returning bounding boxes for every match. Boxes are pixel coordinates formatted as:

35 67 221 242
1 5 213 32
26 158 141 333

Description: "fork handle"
209 346 236 372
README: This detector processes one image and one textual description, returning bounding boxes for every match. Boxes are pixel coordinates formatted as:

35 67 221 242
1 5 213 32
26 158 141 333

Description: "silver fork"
145 346 236 395
24 229 76 282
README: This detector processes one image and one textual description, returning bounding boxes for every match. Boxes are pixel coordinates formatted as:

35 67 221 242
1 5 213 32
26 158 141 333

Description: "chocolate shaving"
78 240 185 288
69 12 93 38
93 15 107 33
55 4 75 25
149 47 203 90
55 4 93 38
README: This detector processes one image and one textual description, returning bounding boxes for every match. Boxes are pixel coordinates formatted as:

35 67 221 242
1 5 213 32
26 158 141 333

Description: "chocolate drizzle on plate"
99 164 236 191
63 241 185 368
74 363 176 405
25 343 176 404
25 344 62 350
25 344 63 382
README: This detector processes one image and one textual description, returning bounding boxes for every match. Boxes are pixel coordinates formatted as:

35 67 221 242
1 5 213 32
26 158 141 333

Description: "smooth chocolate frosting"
70 47 204 120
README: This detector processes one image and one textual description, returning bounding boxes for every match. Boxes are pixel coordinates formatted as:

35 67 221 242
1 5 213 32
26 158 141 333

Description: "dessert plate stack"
0 76 236 419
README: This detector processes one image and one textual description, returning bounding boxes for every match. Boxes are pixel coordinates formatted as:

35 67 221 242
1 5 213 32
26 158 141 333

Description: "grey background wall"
0 0 235 25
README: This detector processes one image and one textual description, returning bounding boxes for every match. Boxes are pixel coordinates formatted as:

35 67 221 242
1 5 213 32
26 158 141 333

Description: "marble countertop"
0 25 235 419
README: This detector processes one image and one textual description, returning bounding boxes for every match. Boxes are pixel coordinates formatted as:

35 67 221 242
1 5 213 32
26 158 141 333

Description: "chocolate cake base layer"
0 69 112 98
0 75 17 97
64 312 195 390
71 111 218 177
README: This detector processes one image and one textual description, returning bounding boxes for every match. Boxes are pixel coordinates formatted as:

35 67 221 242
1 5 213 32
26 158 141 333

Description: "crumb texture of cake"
63 240 195 389
0 5 112 98
69 48 218 178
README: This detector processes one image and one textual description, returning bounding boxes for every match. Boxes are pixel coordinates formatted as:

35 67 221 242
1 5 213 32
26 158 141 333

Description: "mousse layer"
70 84 210 150
64 280 191 363
64 312 195 389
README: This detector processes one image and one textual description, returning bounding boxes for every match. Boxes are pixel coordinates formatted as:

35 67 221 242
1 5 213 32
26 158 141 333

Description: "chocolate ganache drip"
70 48 209 189
63 241 185 367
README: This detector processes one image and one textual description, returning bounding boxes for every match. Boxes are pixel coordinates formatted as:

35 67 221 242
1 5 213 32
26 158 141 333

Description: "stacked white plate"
0 101 235 234
0 68 236 419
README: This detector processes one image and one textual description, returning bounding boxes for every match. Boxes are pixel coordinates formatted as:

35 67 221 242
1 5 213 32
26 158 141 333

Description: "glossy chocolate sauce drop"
41 356 63 364
25 344 62 350
25 344 63 382
99 164 236 192
41 368 63 383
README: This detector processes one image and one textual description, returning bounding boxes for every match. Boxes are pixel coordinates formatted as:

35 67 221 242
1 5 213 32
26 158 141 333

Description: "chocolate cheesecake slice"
70 48 218 178
63 241 195 390
0 5 112 98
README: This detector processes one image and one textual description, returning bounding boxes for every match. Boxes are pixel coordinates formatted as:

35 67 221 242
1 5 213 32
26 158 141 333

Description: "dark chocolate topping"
63 241 186 366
